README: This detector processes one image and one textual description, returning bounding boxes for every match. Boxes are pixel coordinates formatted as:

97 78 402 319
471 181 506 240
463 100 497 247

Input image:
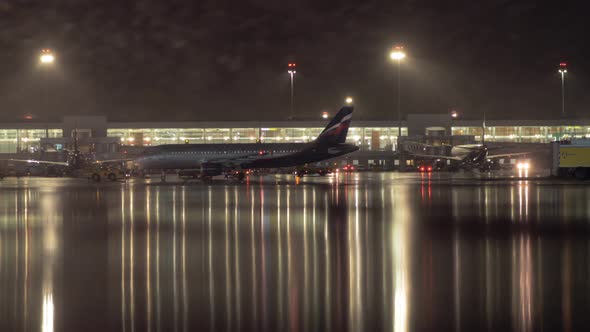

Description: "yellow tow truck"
84 164 127 182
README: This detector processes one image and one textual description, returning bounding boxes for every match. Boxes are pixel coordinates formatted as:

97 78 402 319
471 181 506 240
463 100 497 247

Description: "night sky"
0 0 588 122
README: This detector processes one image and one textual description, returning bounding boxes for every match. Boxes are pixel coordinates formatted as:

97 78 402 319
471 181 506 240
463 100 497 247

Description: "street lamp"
40 49 55 64
390 45 405 139
322 111 329 119
450 110 459 145
288 63 297 119
558 62 567 117
345 97 353 105
390 45 406 167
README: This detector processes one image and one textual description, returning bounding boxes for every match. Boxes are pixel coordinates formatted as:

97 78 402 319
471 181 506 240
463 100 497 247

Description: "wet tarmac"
1 172 590 331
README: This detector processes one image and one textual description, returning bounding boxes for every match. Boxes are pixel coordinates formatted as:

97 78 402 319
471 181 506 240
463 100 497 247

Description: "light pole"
558 62 567 117
288 63 297 119
39 49 56 139
40 49 55 64
450 110 459 146
390 45 406 168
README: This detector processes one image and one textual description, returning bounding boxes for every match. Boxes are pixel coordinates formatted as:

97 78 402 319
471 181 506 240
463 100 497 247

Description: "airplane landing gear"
224 170 246 182
237 171 245 181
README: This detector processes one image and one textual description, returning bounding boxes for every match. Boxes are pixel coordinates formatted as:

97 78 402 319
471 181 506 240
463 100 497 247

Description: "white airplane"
406 116 530 171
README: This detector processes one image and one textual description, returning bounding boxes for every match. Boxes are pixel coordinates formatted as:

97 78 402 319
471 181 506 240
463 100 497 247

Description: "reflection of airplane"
135 106 358 181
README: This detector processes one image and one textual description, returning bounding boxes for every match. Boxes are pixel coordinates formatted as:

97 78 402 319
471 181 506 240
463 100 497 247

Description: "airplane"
1 106 358 182
410 144 530 172
0 128 104 176
134 106 358 181
406 115 530 172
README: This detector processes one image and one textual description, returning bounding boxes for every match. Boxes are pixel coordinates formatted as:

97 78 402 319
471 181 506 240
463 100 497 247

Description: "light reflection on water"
0 174 589 331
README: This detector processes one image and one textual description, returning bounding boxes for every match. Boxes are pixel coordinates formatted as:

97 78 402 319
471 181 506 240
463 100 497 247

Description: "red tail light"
427 166 432 171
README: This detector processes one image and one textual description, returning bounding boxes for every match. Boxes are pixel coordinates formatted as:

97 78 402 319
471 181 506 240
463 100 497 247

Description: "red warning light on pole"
287 63 297 73
560 62 567 67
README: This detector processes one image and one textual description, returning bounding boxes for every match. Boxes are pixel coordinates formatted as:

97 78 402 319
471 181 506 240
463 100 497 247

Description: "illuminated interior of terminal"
0 122 589 154
107 127 409 150
453 126 590 143
108 125 590 150
0 129 62 153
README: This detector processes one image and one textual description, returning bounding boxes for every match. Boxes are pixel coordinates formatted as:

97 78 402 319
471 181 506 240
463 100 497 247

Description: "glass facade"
2 122 590 155
452 126 590 143
0 129 62 153
107 127 408 151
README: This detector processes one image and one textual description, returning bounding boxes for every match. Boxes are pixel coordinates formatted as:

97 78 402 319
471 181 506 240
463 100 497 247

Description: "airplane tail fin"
315 106 353 146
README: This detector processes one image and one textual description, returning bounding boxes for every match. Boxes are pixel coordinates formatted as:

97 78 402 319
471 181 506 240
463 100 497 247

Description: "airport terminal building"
0 114 589 168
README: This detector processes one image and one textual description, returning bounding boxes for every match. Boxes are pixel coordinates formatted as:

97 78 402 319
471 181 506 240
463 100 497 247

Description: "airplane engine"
201 162 223 177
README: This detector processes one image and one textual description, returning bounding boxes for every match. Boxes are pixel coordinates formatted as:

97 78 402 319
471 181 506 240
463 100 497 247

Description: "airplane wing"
410 154 463 161
5 159 69 166
204 151 272 165
94 158 135 164
486 152 531 159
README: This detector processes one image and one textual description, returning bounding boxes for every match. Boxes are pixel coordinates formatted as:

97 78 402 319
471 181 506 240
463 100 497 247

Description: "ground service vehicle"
295 166 331 177
555 140 590 179
85 166 126 182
